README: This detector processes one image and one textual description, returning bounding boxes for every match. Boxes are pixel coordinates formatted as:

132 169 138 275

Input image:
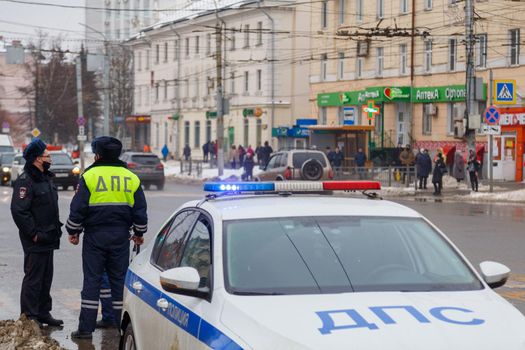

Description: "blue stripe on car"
125 270 243 350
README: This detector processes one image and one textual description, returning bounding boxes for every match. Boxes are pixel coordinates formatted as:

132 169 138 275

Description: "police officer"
67 136 147 339
10 138 63 327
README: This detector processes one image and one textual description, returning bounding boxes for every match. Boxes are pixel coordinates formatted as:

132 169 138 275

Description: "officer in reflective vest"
67 136 147 339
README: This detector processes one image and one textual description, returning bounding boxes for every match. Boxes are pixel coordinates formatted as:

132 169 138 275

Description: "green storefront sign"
317 85 486 106
205 111 217 119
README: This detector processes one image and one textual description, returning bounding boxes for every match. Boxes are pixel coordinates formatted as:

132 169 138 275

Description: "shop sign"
296 119 317 126
317 92 359 106
206 111 217 119
383 87 411 101
411 85 486 103
272 127 289 137
125 115 151 124
272 126 309 138
343 107 355 125
318 87 410 106
499 112 525 126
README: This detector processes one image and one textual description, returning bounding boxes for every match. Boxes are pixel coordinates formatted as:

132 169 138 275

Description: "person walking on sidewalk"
467 150 480 192
453 151 465 187
415 148 432 189
432 153 447 196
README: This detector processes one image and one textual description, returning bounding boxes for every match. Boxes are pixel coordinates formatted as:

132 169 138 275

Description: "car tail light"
284 167 292 180
328 169 334 179
156 163 164 170
128 162 137 169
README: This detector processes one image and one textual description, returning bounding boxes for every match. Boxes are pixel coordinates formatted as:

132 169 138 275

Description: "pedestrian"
467 149 480 192
246 144 254 157
355 147 367 179
10 138 64 328
415 148 432 189
261 141 273 168
255 143 262 165
209 141 216 166
326 147 335 166
238 145 246 168
161 144 169 162
453 151 465 187
183 143 191 161
331 147 344 179
432 152 447 196
243 153 255 181
399 144 415 183
229 145 239 169
143 144 151 153
67 136 147 339
202 141 209 163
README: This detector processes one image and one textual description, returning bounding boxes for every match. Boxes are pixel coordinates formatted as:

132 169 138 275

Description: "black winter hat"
23 138 47 163
91 136 122 160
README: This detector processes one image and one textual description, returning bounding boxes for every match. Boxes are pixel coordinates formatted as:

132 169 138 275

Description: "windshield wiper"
233 291 285 296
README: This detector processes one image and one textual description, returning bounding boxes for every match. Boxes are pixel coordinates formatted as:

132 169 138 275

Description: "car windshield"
292 152 327 168
50 153 72 165
0 146 14 153
224 216 482 295
14 156 25 165
131 155 160 165
1 154 14 164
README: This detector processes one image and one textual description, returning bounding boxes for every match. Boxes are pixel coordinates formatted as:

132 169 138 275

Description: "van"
0 134 14 153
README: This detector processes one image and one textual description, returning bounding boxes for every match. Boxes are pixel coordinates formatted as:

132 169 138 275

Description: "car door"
260 154 280 180
158 213 215 349
131 210 199 350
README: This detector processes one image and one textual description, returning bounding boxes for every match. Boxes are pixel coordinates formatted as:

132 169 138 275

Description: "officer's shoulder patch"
19 187 27 199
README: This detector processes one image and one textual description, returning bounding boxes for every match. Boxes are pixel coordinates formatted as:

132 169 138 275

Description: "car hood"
220 289 525 350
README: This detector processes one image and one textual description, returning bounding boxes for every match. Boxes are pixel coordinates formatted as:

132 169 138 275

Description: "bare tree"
108 44 134 138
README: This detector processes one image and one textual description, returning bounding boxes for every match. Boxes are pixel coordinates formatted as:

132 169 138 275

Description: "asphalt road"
0 182 524 349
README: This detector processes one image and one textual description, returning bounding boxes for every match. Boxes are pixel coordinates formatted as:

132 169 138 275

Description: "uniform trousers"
21 251 54 319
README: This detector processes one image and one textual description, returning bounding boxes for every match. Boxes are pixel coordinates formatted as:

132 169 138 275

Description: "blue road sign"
494 80 516 105
484 106 500 125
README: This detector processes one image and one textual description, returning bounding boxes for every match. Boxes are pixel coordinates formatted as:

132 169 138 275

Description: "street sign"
343 107 355 125
484 106 500 125
31 128 41 138
2 122 9 133
77 117 86 126
79 125 85 135
362 100 380 120
77 135 87 141
494 79 516 105
481 124 501 135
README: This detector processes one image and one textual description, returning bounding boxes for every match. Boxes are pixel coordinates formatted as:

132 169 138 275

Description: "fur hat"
23 138 47 163
91 136 122 160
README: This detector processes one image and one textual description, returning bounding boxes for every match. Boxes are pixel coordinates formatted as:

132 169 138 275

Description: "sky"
0 0 86 50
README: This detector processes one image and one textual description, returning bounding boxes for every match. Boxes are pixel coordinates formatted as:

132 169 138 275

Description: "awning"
442 145 456 165
307 125 375 132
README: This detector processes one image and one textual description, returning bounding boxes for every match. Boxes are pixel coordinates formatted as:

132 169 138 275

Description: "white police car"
120 181 525 350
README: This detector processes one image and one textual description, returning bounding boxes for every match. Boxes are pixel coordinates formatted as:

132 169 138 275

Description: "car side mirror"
160 266 201 294
479 261 510 289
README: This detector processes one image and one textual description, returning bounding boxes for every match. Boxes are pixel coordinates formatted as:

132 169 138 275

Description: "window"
400 0 408 14
510 29 520 66
230 71 235 93
319 107 327 124
476 34 487 68
356 57 363 78
145 50 150 69
180 215 212 289
164 121 168 145
448 38 457 71
424 40 432 73
377 0 384 19
423 104 432 135
356 0 363 22
185 37 190 57
206 33 211 55
256 69 262 91
424 0 432 10
447 103 464 135
256 119 262 146
376 47 384 76
155 122 160 148
321 53 328 81
137 51 142 70
400 44 407 75
321 1 328 28
244 71 249 93
256 21 263 45
449 0 459 4
184 121 190 146
155 83 159 102
338 107 345 124
244 24 250 48
337 52 344 80
339 0 345 24
230 31 236 51
155 211 199 270
195 36 200 55
164 42 168 62
164 81 168 100
155 44 160 64
194 121 200 148
243 118 249 146
206 120 212 142
174 40 179 60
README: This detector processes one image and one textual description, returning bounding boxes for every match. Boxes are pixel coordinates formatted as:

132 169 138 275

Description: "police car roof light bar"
203 181 381 193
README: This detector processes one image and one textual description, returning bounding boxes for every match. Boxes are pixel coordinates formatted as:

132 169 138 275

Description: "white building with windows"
129 0 312 158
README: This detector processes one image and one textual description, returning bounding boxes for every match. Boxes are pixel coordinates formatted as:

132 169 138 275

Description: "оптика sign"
410 85 486 103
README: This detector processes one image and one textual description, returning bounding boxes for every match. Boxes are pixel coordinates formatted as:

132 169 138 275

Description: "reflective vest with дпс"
83 167 141 207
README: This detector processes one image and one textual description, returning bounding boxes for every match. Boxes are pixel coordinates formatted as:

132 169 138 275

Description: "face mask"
42 161 51 171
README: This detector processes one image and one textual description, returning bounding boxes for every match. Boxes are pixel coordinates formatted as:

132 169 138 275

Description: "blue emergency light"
203 181 381 193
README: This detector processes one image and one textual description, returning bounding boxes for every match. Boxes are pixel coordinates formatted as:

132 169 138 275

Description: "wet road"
0 183 524 349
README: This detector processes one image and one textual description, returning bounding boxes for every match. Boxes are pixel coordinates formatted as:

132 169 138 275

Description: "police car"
120 181 525 350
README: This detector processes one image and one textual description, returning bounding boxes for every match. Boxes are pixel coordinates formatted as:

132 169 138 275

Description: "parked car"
0 152 15 185
257 149 333 181
120 152 165 190
9 153 24 186
0 134 14 153
49 151 80 190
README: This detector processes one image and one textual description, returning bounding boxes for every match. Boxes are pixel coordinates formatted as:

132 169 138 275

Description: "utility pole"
215 22 224 176
465 0 476 152
75 57 86 173
103 41 110 136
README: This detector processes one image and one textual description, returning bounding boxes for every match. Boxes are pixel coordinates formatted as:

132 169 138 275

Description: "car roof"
193 195 421 221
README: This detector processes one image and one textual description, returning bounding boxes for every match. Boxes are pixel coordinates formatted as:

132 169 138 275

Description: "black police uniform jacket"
11 164 62 253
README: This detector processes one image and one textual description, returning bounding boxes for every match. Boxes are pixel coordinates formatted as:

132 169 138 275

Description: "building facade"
130 0 312 158
310 0 525 181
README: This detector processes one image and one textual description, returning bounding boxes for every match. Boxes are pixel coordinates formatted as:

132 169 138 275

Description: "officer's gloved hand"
130 235 144 246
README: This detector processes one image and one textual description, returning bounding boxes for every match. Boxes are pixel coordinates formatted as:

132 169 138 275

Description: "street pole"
215 22 224 176
103 41 110 136
465 0 476 152
75 57 85 173
489 69 494 193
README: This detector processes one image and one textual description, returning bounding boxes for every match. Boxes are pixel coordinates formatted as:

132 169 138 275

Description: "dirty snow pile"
0 315 65 350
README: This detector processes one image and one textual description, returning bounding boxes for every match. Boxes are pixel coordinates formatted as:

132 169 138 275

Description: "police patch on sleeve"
19 187 27 199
